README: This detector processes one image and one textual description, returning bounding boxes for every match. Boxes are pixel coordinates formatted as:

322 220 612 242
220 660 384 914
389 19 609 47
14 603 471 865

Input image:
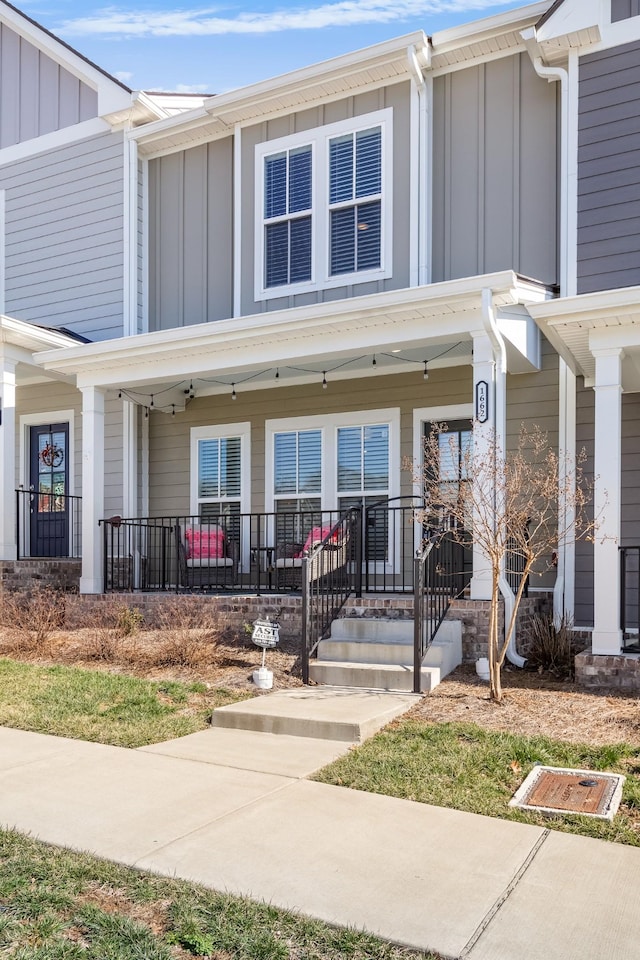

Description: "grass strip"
0 658 247 747
314 720 640 846
0 830 437 960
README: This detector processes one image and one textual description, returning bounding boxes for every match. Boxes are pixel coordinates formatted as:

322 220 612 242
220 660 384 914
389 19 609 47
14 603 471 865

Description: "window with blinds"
264 145 312 288
256 108 391 299
329 128 382 276
337 423 389 561
274 429 321 511
197 436 242 516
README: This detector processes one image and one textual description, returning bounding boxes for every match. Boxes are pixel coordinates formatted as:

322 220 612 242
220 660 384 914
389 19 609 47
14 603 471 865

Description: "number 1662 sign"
476 381 489 424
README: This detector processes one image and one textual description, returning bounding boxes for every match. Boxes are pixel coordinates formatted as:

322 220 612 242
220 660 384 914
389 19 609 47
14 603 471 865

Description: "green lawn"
0 658 247 747
0 830 437 960
314 720 640 846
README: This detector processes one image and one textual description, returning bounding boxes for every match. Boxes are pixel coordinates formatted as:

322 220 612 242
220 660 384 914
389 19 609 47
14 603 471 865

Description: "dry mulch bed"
410 663 640 746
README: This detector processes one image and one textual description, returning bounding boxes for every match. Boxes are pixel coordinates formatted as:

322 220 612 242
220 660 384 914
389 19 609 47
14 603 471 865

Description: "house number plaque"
475 381 489 424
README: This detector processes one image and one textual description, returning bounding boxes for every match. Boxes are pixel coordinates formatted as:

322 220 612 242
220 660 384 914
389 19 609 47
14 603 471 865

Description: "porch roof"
35 272 552 394
0 315 87 385
529 286 640 389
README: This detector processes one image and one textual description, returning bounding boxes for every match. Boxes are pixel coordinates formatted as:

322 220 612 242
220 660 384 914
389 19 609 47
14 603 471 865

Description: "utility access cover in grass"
510 766 625 821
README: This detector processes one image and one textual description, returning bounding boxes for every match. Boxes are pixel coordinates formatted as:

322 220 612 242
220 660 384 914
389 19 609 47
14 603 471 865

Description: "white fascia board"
0 3 132 107
129 31 426 149
0 118 111 169
529 286 640 325
432 2 549 52
0 315 83 352
35 272 549 387
534 0 603 42
590 325 640 352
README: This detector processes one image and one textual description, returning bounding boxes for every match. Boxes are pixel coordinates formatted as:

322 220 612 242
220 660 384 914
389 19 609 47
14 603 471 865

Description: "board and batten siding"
612 0 640 21
148 137 233 331
239 82 412 317
432 53 558 287
2 131 125 341
0 23 98 149
577 40 640 293
13 385 124 518
148 366 472 517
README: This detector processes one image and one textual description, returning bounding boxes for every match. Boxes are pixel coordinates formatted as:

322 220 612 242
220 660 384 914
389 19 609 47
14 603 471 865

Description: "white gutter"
482 288 527 669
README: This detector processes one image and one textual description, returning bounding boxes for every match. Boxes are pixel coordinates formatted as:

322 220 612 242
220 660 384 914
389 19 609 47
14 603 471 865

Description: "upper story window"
255 108 392 301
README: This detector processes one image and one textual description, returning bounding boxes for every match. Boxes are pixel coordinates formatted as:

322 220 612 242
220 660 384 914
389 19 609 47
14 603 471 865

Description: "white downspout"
407 43 431 286
482 289 527 668
527 48 575 628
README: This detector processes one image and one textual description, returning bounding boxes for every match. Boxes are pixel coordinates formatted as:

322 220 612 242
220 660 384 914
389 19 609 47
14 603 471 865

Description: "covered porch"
531 287 640 656
34 271 551 603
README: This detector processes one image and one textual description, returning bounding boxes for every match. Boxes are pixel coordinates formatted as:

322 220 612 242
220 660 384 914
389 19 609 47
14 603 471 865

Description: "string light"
171 404 176 417
231 383 237 400
275 368 280 380
372 355 377 367
144 407 149 419
423 361 429 381
322 372 327 389
150 395 154 408
118 390 122 399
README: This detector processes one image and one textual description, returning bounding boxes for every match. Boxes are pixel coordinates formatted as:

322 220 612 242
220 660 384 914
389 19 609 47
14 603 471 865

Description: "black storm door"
29 423 69 557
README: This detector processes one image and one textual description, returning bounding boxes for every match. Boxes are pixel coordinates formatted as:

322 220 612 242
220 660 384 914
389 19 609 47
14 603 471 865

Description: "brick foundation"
0 560 81 594
575 650 640 693
448 594 552 663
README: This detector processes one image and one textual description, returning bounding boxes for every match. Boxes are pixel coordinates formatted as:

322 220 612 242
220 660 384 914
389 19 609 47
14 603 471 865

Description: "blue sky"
21 0 530 94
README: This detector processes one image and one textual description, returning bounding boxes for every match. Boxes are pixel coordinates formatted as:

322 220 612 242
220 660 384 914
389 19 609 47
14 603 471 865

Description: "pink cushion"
185 527 225 560
300 525 334 556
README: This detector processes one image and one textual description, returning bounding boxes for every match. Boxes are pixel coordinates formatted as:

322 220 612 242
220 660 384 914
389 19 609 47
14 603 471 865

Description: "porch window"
197 435 242 519
274 429 322 544
337 423 390 560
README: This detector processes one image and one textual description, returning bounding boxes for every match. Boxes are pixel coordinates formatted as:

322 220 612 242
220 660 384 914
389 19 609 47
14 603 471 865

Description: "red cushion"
300 525 334 555
185 527 225 559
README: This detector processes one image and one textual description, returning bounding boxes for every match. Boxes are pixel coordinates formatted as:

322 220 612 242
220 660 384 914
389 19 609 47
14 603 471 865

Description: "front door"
424 420 473 596
29 423 69 558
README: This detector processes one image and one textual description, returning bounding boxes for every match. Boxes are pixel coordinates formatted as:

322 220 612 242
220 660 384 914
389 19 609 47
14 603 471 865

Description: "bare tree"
415 424 595 702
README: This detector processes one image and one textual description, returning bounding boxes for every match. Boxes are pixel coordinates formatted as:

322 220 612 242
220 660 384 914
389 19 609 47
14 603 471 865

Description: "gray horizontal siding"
577 41 640 293
432 52 558 287
2 131 125 341
612 0 640 22
0 23 97 148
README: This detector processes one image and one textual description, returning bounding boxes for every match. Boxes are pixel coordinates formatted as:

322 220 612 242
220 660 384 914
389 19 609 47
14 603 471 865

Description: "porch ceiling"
530 286 640 390
35 271 552 392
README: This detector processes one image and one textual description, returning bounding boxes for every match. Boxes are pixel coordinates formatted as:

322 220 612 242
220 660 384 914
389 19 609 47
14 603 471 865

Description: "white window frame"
190 422 251 570
266 408 400 571
255 108 393 301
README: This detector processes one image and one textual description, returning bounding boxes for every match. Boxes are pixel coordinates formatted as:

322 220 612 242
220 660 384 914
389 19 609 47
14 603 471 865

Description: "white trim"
566 50 579 298
0 190 5 315
19 409 76 494
233 123 242 318
254 108 393 301
190 422 251 517
423 73 433 287
409 77 419 287
141 158 150 334
122 400 137 518
141 409 149 518
123 138 139 338
0 118 111 170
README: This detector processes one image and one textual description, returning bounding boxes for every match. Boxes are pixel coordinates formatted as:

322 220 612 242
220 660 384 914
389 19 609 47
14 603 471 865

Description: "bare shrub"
77 603 143 663
0 585 66 656
526 614 576 680
143 598 223 670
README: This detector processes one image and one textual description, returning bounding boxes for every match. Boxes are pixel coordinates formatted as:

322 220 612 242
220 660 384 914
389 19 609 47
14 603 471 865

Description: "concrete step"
330 618 414 643
309 660 441 693
319 619 462 667
210 687 419 742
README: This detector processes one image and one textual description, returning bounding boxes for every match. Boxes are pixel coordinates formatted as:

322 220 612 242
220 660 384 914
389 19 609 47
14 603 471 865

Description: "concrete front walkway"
0 724 638 959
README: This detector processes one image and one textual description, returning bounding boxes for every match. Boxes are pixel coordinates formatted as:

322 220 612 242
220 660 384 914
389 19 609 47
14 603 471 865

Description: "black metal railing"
301 508 362 684
413 529 470 694
16 488 82 559
364 496 426 593
620 546 640 652
99 509 352 594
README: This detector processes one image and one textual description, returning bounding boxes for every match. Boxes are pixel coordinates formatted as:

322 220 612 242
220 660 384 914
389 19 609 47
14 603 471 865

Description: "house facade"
0 0 639 677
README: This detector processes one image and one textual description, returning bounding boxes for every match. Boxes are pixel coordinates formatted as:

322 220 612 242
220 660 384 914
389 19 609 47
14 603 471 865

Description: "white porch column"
470 332 497 600
592 348 623 655
80 385 105 594
0 353 17 561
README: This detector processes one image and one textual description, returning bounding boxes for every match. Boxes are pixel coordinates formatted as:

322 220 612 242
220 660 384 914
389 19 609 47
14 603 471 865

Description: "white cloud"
58 1 521 38
114 69 134 81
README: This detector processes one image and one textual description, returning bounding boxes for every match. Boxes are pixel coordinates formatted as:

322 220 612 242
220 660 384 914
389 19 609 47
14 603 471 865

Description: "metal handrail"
301 507 362 684
16 488 82 560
